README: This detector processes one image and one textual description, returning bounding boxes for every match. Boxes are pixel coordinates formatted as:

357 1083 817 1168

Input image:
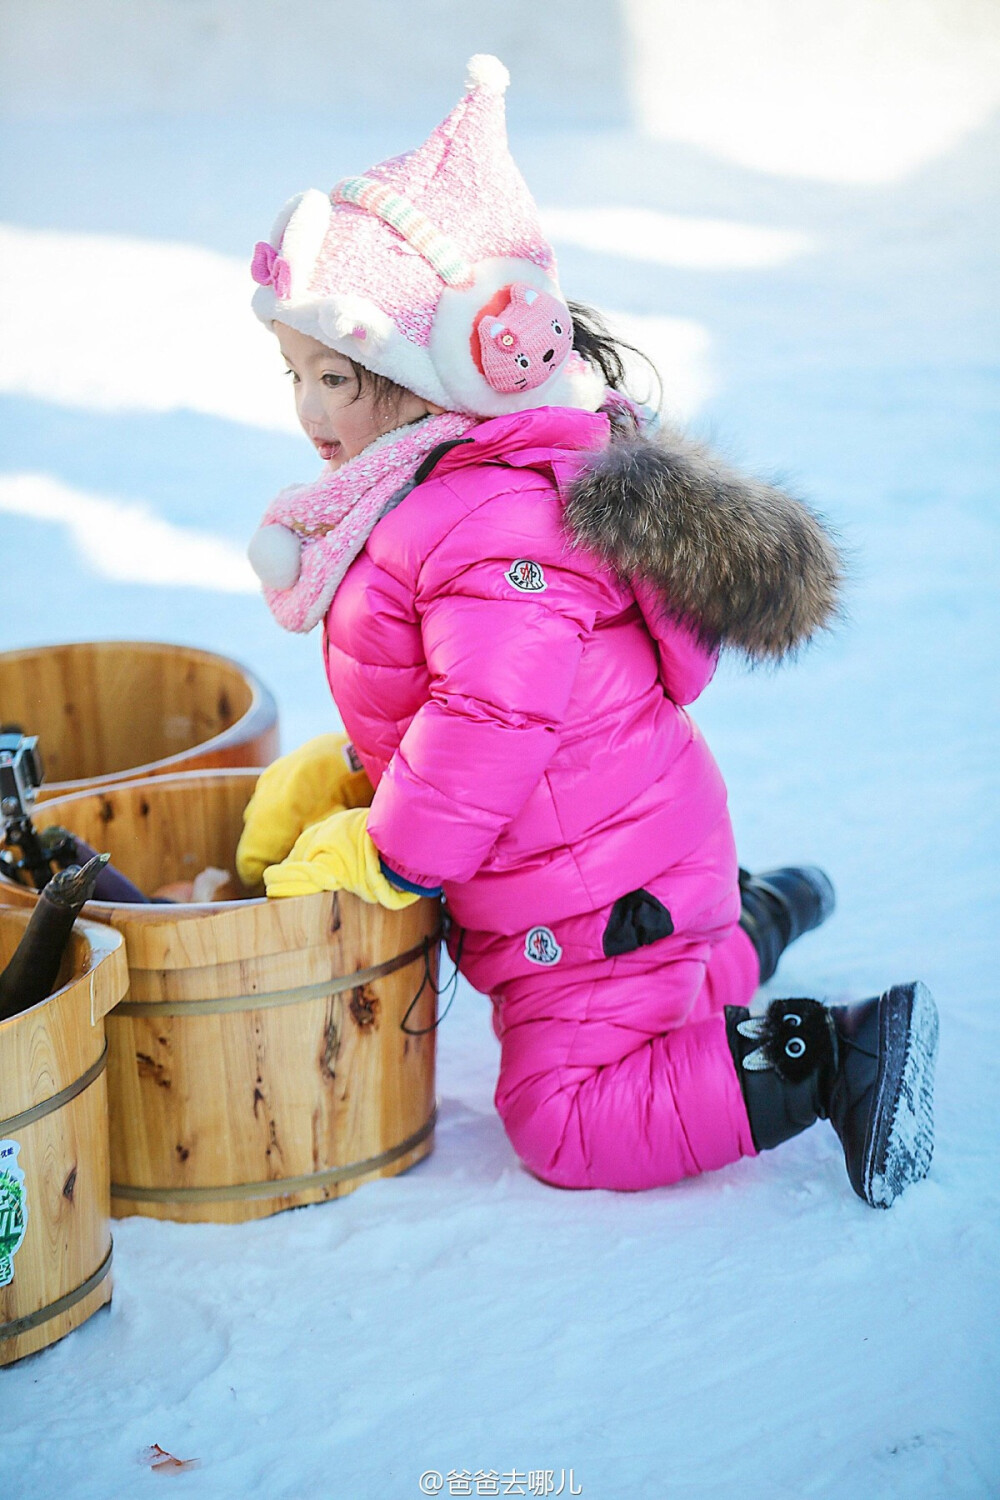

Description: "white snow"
1 8 998 1497
541 207 813 269
622 0 1000 183
0 225 297 432
0 473 257 592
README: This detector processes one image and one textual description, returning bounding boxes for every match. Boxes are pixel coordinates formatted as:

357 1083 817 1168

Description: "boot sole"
863 981 938 1208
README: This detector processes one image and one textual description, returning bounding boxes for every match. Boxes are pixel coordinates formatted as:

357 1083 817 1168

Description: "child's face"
275 323 436 468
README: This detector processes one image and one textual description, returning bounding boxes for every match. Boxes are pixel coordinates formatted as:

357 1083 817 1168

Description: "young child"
239 56 937 1208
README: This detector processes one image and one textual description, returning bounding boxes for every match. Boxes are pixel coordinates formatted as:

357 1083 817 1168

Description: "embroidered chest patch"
524 926 562 965
505 559 547 593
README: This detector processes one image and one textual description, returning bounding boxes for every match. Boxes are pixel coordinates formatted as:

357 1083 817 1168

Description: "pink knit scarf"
249 411 479 633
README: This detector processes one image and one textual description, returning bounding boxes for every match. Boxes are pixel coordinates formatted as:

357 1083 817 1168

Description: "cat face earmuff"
474 284 574 394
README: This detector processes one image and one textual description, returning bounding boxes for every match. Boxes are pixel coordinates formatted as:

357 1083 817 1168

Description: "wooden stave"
0 639 278 799
0 916 126 1365
2 771 441 1224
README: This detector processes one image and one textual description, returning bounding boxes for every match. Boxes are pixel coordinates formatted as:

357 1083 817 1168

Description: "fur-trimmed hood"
564 423 844 662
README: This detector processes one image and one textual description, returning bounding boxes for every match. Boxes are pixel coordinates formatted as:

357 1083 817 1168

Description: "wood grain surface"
0 915 127 1365
0 640 278 798
2 771 440 1223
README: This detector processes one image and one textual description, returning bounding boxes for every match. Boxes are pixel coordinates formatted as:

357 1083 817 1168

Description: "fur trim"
428 257 601 417
564 425 844 661
277 190 332 302
264 293 453 409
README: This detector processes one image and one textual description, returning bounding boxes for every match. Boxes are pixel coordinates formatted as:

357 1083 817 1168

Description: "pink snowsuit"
323 405 833 1190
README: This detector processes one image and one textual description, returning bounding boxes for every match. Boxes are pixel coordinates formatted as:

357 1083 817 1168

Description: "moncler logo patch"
524 926 563 965
505 559 547 592
342 741 363 773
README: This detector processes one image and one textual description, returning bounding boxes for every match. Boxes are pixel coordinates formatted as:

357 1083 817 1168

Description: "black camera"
0 732 44 824
0 733 57 888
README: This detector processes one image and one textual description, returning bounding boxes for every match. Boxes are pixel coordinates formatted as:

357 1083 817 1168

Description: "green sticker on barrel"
0 1140 27 1287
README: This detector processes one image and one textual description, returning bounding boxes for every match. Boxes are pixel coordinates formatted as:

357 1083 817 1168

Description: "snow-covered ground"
2 11 999 1497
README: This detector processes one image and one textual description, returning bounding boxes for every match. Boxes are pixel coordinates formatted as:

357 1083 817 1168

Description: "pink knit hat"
250 55 604 418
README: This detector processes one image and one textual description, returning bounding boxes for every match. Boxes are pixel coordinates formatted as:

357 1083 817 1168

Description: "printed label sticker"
0 1140 27 1288
524 926 563 966
505 559 547 593
342 741 364 774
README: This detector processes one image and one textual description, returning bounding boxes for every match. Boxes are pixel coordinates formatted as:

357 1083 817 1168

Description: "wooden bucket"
0 913 127 1366
2 770 441 1223
0 640 279 799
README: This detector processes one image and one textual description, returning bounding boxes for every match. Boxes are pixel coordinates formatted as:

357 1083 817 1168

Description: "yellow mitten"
263 807 419 908
236 733 374 887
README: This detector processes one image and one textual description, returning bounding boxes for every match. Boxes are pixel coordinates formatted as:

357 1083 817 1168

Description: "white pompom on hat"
250 56 604 417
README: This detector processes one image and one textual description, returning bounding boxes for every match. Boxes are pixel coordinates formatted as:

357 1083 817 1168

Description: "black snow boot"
725 982 938 1208
738 866 836 983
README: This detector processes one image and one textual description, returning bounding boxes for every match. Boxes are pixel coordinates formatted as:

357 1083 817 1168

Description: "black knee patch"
602 888 674 957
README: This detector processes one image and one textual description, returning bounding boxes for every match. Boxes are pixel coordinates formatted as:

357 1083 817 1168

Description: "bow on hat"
251 241 291 301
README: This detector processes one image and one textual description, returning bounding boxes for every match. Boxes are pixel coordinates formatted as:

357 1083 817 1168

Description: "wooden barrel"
0 913 127 1365
0 640 279 799
2 770 441 1223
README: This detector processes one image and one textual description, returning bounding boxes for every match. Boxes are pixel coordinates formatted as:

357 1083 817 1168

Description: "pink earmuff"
475 283 573 395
